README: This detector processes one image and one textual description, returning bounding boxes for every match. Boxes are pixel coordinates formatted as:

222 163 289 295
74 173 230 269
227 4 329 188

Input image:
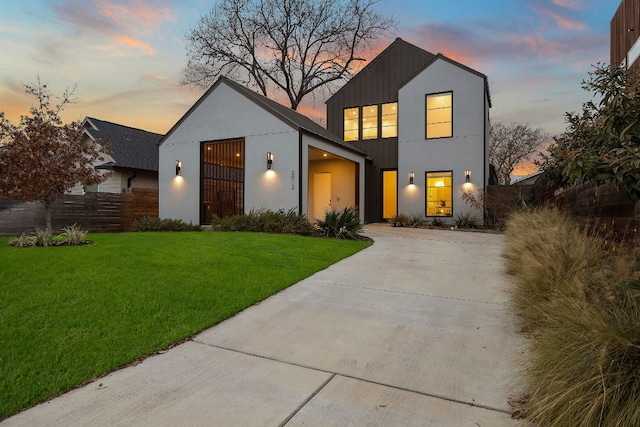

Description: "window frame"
343 107 360 142
425 91 453 140
425 170 453 217
381 102 398 139
361 104 379 140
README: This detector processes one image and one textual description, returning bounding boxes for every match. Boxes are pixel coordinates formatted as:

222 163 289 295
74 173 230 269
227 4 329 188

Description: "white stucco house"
158 77 366 225
326 38 491 223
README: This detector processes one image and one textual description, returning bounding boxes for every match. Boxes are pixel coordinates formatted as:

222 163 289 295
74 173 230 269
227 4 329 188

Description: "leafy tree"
543 64 640 200
489 122 548 185
0 77 110 234
183 0 395 110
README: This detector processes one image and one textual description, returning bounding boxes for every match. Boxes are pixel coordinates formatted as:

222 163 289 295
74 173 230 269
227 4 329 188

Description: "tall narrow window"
381 102 397 138
344 107 359 141
426 171 452 217
426 92 452 139
362 105 378 140
202 139 244 223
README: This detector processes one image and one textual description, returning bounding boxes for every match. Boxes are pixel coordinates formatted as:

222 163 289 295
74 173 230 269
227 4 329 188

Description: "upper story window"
362 105 378 140
425 92 452 139
381 102 397 138
343 102 397 142
344 107 359 141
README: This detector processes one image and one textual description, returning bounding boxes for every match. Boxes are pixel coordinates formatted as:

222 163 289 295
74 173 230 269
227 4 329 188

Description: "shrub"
504 208 640 425
430 217 445 227
34 229 52 247
60 224 88 245
130 217 201 232
388 213 411 227
9 232 36 248
210 208 315 235
453 213 480 229
315 207 363 239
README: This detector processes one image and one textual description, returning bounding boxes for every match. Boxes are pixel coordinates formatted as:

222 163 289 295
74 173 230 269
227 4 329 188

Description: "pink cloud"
541 9 587 31
115 35 156 55
552 0 581 10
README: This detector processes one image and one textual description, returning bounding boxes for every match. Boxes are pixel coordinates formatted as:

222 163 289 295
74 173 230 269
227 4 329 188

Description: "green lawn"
0 231 370 420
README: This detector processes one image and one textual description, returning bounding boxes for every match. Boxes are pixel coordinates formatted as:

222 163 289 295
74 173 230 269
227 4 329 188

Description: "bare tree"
184 0 396 110
489 122 548 185
0 77 110 234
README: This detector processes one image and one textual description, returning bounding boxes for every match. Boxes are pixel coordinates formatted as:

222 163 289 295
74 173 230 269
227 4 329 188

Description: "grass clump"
504 208 640 425
0 231 369 420
388 213 426 228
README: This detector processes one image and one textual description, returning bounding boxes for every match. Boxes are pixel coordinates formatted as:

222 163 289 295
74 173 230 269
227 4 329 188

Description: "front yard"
0 231 370 420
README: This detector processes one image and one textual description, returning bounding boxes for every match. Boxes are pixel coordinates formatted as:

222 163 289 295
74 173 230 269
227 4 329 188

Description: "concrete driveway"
3 224 526 426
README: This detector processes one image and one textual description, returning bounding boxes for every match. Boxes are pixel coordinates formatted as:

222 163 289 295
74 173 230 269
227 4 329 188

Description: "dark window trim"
425 91 453 140
344 102 399 142
343 106 360 142
380 102 398 140
425 170 453 218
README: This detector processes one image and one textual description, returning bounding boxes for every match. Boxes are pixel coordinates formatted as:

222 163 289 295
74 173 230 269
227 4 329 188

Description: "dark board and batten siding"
611 0 640 68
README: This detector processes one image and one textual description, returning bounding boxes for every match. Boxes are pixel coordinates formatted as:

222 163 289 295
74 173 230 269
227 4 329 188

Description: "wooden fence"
0 189 158 236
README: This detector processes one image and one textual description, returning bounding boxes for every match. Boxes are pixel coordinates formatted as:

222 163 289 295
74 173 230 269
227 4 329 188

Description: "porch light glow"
465 169 471 183
175 160 182 176
267 152 273 170
409 172 414 185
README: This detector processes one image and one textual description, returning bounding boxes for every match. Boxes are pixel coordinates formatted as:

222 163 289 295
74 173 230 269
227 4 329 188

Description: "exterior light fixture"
175 160 182 176
409 172 414 185
267 152 273 170
465 169 471 183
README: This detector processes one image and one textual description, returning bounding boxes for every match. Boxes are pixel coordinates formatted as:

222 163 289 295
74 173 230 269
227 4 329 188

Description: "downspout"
127 170 137 191
298 130 303 216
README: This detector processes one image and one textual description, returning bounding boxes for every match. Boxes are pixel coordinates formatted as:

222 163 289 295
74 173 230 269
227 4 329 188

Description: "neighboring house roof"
511 171 543 186
83 117 162 172
159 77 365 157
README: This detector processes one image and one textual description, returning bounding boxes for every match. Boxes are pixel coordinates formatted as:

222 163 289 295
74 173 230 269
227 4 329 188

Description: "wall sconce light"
465 169 471 183
267 152 273 170
409 172 414 185
175 160 182 176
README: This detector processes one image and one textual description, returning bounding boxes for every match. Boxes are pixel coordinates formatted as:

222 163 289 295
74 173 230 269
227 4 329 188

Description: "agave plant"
315 207 363 239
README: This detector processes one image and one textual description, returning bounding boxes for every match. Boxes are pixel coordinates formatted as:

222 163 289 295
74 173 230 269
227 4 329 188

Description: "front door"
382 170 397 219
314 172 332 219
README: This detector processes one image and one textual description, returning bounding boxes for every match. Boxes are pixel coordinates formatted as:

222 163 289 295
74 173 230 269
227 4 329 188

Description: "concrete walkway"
3 225 526 426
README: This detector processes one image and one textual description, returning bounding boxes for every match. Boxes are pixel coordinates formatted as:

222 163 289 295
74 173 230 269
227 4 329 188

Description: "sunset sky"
0 0 620 173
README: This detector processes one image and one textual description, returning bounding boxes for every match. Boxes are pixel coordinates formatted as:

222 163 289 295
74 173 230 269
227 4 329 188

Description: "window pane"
381 102 397 138
362 105 378 140
344 107 359 141
426 93 452 139
426 171 452 217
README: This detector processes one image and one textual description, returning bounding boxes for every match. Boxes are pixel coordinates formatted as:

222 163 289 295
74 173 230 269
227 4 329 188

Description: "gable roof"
159 77 365 157
326 38 437 105
83 117 162 172
399 52 492 108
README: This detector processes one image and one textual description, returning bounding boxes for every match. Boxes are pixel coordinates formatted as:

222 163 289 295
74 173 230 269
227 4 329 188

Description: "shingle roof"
83 117 162 172
160 77 365 157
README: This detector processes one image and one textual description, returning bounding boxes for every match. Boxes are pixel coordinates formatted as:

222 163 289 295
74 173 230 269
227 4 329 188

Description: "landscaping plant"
315 206 363 239
504 208 640 425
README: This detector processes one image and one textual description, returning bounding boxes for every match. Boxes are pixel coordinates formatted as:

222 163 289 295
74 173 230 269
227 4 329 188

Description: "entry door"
382 170 397 219
314 173 332 219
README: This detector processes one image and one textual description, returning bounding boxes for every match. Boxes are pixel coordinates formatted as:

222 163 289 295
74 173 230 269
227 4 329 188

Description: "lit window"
344 107 359 141
426 171 452 217
426 92 452 139
362 105 378 140
381 102 397 138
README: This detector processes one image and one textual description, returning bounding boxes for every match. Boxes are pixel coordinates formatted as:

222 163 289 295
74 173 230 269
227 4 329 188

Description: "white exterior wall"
302 134 366 223
159 81 301 224
397 59 488 223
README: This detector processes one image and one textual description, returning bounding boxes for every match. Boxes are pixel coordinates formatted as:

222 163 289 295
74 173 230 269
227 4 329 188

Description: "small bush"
505 208 640 425
388 214 411 227
34 229 52 247
131 217 201 232
60 224 88 245
9 232 36 248
315 207 364 239
430 217 446 227
211 208 315 235
453 213 480 229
